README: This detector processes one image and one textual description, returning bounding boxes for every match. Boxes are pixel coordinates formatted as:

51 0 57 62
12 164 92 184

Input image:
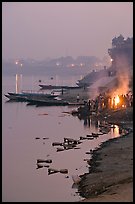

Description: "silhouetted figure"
88 100 91 111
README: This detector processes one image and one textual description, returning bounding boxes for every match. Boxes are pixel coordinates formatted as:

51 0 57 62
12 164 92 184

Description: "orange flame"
115 95 120 106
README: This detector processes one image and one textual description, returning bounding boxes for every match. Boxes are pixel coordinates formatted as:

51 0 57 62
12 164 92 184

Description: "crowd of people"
77 90 133 115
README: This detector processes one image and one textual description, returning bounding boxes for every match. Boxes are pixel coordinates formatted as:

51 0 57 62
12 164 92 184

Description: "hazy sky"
2 2 133 60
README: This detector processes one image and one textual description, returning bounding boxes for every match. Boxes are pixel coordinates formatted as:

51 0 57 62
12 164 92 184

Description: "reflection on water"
76 115 99 129
111 124 120 138
2 75 121 202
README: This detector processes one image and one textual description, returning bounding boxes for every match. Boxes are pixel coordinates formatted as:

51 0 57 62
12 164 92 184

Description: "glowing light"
15 61 18 65
110 58 113 62
16 74 20 93
111 125 119 138
111 95 120 108
115 95 119 106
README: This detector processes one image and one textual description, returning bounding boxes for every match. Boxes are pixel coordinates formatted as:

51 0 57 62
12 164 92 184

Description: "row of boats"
4 91 70 106
4 82 86 106
4 83 85 106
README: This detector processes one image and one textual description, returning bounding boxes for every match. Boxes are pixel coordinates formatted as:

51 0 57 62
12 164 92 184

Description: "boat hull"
39 84 81 90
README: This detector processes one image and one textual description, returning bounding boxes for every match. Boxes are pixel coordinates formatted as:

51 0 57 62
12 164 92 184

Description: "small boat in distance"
26 98 69 107
8 91 58 98
39 84 82 90
5 91 59 101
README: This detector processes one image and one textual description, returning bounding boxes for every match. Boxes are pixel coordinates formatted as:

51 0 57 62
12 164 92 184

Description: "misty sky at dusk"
2 2 133 60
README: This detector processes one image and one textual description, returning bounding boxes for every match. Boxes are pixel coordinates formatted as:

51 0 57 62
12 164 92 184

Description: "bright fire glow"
115 95 119 106
111 94 120 108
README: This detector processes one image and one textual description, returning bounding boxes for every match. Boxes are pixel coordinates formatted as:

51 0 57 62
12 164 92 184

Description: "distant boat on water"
5 91 85 107
26 98 69 107
39 84 82 90
5 91 59 101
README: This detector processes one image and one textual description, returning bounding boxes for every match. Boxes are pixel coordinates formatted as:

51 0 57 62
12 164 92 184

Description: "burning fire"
111 94 120 109
114 95 119 106
111 91 127 109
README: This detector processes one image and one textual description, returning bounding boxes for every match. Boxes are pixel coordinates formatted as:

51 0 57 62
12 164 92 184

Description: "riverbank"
78 108 133 202
61 89 133 202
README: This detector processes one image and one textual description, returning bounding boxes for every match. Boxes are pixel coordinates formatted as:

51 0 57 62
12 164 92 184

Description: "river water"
2 73 120 202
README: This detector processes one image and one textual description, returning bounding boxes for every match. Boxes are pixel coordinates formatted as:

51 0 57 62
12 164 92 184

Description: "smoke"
87 78 105 99
87 54 132 100
87 87 100 100
110 55 131 97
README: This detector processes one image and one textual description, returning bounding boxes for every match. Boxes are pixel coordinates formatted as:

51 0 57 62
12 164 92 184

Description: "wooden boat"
27 98 69 107
5 91 59 102
4 94 28 101
8 91 58 98
39 84 81 90
5 91 85 107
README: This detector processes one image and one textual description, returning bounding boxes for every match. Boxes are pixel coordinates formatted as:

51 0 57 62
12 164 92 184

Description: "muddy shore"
60 90 133 202
78 107 133 202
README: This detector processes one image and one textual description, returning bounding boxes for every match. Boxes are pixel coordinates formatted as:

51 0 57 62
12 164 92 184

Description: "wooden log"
37 159 52 163
59 169 68 174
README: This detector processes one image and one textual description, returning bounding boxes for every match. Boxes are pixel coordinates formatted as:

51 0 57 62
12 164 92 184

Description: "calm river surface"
2 74 120 202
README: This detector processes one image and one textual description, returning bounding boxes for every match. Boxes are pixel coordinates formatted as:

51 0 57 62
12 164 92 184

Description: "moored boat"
4 94 28 101
27 98 69 107
5 91 59 102
39 84 81 90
